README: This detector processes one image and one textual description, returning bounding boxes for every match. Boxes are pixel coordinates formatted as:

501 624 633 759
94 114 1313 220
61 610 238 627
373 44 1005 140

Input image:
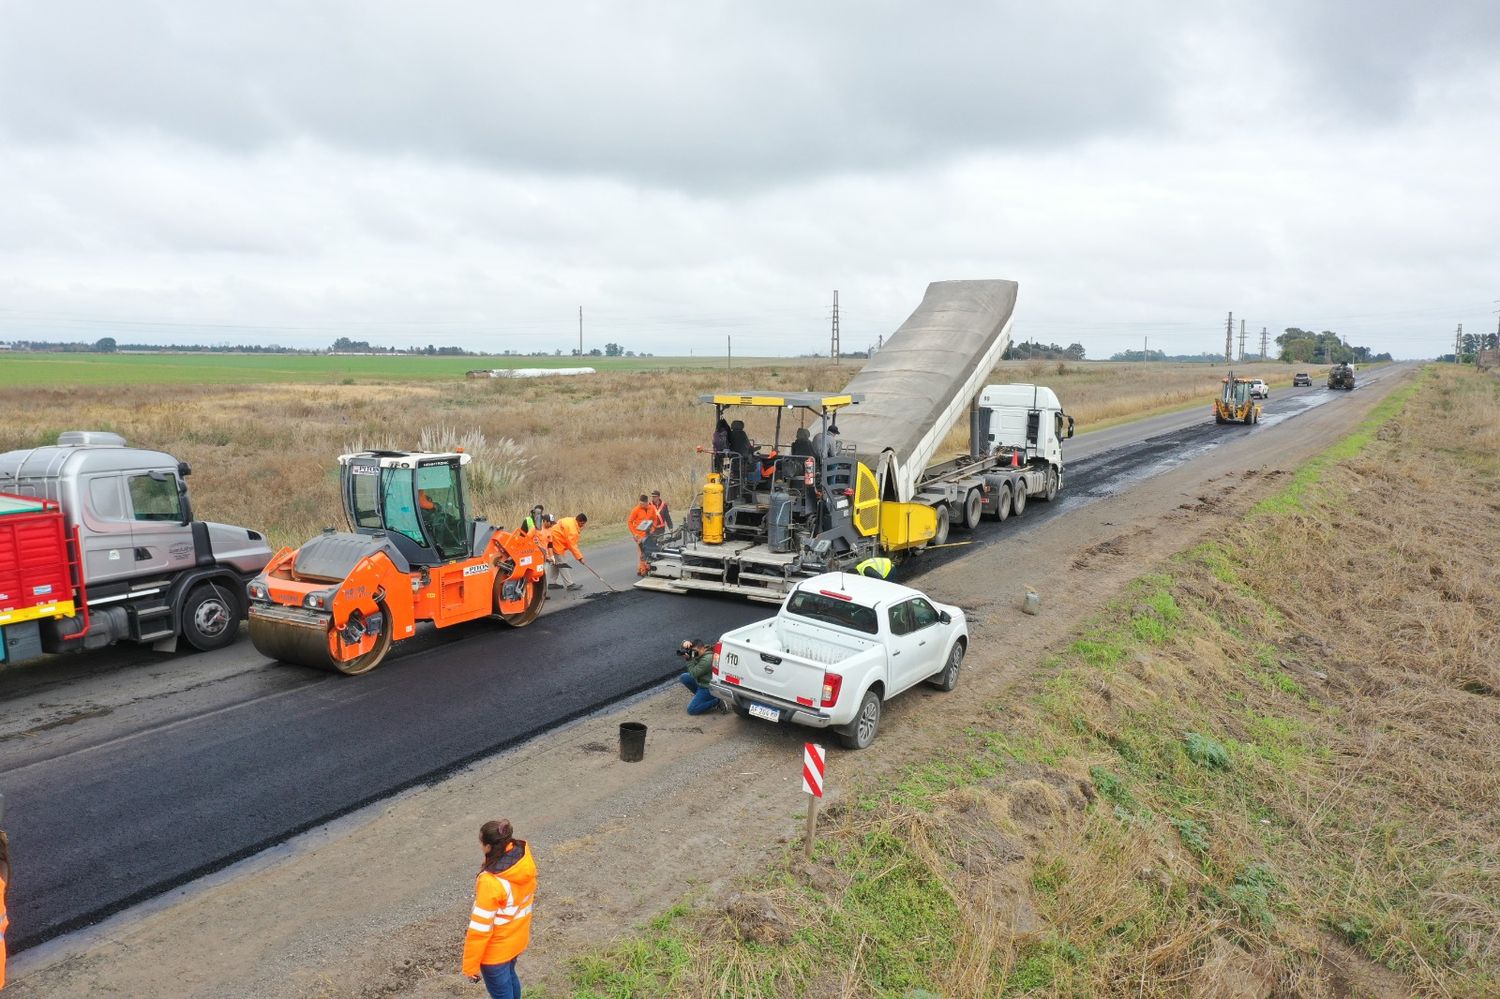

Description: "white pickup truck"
710 573 968 749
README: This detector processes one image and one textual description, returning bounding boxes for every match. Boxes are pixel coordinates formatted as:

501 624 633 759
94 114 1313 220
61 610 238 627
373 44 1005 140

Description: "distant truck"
1328 363 1356 390
710 573 967 749
0 432 272 667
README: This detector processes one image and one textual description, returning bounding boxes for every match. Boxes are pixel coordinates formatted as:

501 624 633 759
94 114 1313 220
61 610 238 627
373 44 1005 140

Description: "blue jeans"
679 672 720 715
480 958 521 999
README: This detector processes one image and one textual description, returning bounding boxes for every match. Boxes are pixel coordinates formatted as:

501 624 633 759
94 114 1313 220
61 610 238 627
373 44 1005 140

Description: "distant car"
1292 372 1312 387
1249 379 1269 399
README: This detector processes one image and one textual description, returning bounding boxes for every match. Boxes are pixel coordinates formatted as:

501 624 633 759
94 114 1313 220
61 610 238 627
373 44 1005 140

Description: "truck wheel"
962 490 983 530
996 485 1012 522
838 690 881 750
927 639 964 691
933 506 950 546
181 582 239 652
1042 467 1059 502
1012 483 1027 517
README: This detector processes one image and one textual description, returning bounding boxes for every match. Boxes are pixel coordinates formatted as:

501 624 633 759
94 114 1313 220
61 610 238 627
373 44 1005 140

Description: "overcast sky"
1 1 1497 359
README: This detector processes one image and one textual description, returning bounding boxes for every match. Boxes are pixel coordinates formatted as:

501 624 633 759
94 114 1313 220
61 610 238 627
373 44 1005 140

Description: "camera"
676 646 694 659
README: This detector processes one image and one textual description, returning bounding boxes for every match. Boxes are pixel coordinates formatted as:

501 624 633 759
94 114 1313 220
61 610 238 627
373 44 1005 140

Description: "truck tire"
926 639 964 691
933 505 950 546
1012 482 1027 517
838 690 882 750
995 485 1012 522
1042 467 1059 502
962 489 983 530
181 581 240 652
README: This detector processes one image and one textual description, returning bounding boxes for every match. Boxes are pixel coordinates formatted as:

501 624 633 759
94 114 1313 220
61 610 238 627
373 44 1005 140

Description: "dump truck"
1213 372 1262 425
0 431 272 667
1328 363 1356 390
637 279 1073 602
246 449 550 675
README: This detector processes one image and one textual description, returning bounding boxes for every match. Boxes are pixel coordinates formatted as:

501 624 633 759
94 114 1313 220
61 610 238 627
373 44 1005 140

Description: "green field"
0 351 795 386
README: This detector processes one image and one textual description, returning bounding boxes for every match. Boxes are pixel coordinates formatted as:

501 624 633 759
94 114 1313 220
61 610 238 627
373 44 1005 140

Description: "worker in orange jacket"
627 494 665 577
1 827 10 991
546 513 588 591
463 819 536 999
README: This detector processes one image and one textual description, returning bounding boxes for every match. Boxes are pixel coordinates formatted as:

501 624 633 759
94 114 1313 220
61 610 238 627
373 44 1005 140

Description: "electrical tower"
1260 326 1268 361
1238 319 1247 361
831 290 840 364
1456 323 1463 362
1225 312 1234 362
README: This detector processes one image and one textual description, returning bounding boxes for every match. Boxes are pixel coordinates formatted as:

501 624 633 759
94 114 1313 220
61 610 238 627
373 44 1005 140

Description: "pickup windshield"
785 590 878 635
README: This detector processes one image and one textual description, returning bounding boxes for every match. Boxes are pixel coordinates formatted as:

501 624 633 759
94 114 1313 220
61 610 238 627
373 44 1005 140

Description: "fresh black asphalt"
0 380 1367 949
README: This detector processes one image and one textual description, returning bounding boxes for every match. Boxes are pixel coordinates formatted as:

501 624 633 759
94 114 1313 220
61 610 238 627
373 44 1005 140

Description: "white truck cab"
977 383 1071 467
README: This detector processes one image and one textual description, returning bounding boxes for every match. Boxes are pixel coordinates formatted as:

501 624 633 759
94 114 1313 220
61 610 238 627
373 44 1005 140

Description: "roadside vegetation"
3 359 1307 549
535 367 1500 998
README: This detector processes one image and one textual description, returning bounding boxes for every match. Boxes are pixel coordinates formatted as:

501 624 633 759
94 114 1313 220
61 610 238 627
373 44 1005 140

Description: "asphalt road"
0 366 1407 950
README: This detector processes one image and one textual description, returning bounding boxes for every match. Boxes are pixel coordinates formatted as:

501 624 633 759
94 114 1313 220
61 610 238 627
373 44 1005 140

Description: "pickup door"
719 615 880 714
886 595 945 691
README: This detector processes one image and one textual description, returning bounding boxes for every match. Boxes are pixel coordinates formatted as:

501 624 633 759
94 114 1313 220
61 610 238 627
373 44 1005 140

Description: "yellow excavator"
1213 372 1262 425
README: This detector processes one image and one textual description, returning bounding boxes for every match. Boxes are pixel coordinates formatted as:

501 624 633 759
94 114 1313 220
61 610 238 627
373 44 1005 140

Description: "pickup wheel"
1011 483 1027 517
181 581 240 652
927 639 964 691
837 690 882 750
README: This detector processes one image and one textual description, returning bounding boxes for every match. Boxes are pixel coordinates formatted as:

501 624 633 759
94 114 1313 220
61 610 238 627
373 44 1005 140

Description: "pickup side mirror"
938 610 952 626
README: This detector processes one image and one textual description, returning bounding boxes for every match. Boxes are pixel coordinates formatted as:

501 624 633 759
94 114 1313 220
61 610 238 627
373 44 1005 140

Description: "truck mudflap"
710 681 835 728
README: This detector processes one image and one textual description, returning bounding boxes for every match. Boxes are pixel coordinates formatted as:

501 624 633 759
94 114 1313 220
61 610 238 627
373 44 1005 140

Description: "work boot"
714 700 729 715
565 582 583 591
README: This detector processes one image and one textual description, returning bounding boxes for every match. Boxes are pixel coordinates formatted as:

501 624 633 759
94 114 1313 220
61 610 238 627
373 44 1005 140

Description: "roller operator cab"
246 450 550 675
0 431 272 666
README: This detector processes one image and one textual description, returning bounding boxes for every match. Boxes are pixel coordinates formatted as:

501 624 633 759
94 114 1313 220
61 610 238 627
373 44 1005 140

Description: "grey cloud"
1 0 1177 188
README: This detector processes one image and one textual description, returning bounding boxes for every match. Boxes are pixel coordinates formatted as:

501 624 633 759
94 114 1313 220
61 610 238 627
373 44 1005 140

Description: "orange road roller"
247 449 549 675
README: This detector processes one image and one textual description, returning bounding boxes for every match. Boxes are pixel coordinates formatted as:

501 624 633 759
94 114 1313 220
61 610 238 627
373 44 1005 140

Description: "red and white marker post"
802 742 825 860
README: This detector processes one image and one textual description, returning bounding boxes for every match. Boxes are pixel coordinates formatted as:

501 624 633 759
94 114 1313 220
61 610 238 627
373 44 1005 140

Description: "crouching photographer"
676 639 727 716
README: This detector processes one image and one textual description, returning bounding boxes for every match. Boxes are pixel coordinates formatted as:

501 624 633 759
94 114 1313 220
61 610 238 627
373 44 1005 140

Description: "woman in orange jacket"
463 819 536 999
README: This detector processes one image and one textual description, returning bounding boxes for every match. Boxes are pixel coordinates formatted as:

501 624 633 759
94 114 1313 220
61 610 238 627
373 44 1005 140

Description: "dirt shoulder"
6 367 1417 999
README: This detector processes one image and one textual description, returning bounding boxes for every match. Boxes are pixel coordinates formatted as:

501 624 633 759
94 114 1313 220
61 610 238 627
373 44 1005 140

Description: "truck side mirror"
177 479 193 526
1066 416 1075 439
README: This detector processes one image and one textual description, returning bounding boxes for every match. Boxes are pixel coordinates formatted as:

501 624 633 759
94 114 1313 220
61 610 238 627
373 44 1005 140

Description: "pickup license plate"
747 702 780 722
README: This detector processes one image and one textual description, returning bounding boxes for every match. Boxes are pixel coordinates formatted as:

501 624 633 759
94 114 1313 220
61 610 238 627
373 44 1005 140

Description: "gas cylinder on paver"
702 473 725 544
767 486 793 553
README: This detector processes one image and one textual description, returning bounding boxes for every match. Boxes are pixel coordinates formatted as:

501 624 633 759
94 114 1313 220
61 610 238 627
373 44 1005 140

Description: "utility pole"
1260 326 1268 362
1238 319 1247 361
578 306 583 359
830 290 840 364
1456 323 1463 362
876 333 883 353
1225 312 1234 362
1143 335 1148 361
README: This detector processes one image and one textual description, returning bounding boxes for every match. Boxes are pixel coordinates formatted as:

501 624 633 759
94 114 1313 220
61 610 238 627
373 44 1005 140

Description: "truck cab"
0 431 272 664
976 383 1071 469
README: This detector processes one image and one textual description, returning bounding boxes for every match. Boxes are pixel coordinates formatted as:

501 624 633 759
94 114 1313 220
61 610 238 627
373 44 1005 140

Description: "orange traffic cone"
1010 450 1020 468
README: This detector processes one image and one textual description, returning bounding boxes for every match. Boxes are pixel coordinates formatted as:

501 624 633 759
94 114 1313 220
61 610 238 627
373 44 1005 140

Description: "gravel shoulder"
5 367 1416 998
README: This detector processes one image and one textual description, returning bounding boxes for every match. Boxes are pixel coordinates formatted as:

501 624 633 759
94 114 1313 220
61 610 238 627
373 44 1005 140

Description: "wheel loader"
1213 372 1262 425
246 449 548 675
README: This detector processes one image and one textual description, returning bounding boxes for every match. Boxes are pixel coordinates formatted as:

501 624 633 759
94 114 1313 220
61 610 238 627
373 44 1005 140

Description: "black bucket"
619 722 647 762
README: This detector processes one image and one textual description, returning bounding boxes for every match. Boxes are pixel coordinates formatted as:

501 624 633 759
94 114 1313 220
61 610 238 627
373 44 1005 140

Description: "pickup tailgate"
718 619 830 708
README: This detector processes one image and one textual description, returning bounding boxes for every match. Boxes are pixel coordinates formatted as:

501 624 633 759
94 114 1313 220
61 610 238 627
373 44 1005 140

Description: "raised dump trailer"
638 279 1073 602
1328 363 1356 390
0 431 272 665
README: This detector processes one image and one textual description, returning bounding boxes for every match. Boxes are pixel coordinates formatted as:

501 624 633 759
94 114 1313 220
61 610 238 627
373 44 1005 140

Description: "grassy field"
535 366 1500 997
0 351 774 385
2 358 1313 549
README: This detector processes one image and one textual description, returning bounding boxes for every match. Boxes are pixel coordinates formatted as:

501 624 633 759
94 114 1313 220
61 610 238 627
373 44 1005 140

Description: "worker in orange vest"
463 819 537 999
627 494 665 577
1 826 10 991
546 514 588 591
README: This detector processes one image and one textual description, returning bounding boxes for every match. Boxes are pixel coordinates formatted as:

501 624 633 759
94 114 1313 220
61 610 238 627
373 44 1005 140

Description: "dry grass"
0 359 1325 549
539 366 1500 998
